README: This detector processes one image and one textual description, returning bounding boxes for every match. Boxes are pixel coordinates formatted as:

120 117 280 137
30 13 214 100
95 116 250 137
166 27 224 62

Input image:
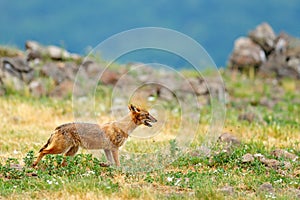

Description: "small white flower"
167 177 173 182
13 185 17 188
13 150 19 155
46 180 53 185
174 179 181 186
289 181 297 185
82 170 95 176
274 179 282 184
265 192 276 199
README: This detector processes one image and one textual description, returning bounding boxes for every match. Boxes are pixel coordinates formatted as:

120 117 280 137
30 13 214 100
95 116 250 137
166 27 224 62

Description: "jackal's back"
55 122 114 150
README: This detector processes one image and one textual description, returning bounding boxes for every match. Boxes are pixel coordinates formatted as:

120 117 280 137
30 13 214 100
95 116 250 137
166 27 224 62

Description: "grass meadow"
0 71 299 200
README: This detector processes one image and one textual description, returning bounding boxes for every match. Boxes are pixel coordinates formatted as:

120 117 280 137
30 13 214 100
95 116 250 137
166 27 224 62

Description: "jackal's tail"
38 134 53 153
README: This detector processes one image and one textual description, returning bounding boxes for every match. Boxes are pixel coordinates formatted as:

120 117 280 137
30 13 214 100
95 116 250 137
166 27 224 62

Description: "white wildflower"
265 193 276 199
83 170 95 176
274 179 282 184
174 179 181 186
167 177 173 182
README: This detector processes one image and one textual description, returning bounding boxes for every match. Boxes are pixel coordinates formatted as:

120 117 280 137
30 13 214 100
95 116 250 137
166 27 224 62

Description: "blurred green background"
1 0 299 67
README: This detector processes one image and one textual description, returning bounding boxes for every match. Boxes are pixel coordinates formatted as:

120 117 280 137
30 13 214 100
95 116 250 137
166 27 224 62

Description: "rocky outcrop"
229 37 266 70
229 22 300 79
0 41 226 104
25 40 81 61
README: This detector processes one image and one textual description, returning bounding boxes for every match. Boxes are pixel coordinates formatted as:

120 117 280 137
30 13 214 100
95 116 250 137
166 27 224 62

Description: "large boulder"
259 52 300 79
260 33 300 79
25 40 81 61
249 22 276 54
0 57 34 92
228 23 300 79
228 37 266 69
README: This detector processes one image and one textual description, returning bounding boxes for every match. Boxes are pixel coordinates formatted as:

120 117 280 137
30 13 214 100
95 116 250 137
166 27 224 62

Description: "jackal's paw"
99 162 111 167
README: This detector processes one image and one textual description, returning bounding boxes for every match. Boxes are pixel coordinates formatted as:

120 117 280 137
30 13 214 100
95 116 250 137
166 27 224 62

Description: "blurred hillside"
1 0 300 67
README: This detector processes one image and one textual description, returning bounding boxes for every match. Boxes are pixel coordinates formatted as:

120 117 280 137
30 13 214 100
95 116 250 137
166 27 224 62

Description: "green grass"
0 71 300 199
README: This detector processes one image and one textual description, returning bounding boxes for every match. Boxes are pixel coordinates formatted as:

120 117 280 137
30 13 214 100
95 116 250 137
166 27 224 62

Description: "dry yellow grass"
1 96 299 163
0 97 113 163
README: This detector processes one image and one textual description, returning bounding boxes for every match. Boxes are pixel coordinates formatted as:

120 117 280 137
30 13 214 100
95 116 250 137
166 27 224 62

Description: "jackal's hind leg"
32 152 46 167
62 146 79 166
32 135 69 167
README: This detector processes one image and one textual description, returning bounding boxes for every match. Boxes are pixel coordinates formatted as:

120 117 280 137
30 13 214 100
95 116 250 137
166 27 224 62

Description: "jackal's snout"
129 104 157 127
145 113 157 127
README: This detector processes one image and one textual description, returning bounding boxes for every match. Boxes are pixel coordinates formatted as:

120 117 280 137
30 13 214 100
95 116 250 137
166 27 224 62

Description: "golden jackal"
33 104 157 167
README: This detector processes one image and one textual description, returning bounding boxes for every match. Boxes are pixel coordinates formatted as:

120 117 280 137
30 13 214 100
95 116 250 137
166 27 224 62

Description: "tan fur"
32 104 157 167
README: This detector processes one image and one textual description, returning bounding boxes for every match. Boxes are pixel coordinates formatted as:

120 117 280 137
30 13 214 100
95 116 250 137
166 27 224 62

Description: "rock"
253 153 265 159
242 153 254 163
190 145 211 157
158 87 175 101
217 186 234 195
283 161 292 169
26 172 38 177
217 133 241 153
25 40 42 52
29 80 46 97
229 37 266 70
180 77 207 95
259 97 277 108
0 57 34 92
238 112 257 123
275 33 288 54
258 182 274 193
253 153 285 169
41 62 67 84
1 57 34 82
287 188 300 199
99 70 120 85
260 52 300 79
25 40 44 60
26 40 81 61
271 149 298 161
62 62 79 80
50 80 74 98
218 133 241 146
83 60 105 77
47 45 71 60
9 164 23 171
259 157 281 169
228 24 300 79
249 22 276 54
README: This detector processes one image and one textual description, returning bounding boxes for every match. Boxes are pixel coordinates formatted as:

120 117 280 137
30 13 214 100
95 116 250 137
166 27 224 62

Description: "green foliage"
1 70 300 199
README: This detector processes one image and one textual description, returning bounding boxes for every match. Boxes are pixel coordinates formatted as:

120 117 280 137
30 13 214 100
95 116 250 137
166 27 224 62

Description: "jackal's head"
129 104 157 127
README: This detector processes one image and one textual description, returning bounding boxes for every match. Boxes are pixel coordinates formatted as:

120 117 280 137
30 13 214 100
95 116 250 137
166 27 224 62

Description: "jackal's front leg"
104 149 113 165
112 149 120 166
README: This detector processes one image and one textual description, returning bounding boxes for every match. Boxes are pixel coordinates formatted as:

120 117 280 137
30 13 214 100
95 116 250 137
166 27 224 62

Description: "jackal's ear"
129 104 141 112
129 104 136 112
